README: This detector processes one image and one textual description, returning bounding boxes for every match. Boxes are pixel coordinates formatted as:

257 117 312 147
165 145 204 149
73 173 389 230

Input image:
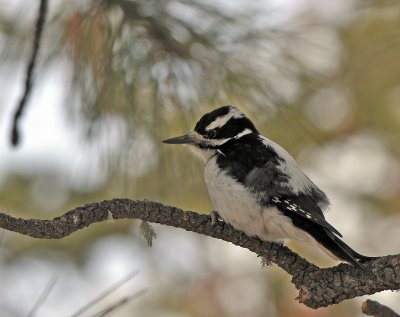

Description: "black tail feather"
330 234 378 264
311 227 377 268
281 205 376 268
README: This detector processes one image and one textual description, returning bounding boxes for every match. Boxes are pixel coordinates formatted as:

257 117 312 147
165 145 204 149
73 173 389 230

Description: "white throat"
185 144 216 163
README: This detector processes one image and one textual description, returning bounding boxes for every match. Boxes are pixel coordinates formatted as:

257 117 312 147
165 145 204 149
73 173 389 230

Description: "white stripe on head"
207 138 231 146
234 128 252 139
206 128 252 147
205 107 244 131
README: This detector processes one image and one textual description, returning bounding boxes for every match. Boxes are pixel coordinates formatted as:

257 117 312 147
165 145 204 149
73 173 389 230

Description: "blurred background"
0 0 400 316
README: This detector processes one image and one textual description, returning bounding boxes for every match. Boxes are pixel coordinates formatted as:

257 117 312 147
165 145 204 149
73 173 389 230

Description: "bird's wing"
268 195 342 238
219 135 341 237
244 164 342 238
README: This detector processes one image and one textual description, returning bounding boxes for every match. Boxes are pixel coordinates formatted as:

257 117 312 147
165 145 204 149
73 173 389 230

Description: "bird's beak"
162 131 200 144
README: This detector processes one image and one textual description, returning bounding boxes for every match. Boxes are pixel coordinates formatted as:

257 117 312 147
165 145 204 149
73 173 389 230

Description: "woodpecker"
163 105 374 268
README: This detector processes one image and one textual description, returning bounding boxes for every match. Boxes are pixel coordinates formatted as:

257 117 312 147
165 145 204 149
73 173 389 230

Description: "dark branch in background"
10 0 48 147
362 300 400 317
27 276 58 317
93 289 147 317
0 199 399 309
71 270 141 317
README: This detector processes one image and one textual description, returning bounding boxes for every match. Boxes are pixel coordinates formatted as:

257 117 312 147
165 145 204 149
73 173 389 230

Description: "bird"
163 105 374 268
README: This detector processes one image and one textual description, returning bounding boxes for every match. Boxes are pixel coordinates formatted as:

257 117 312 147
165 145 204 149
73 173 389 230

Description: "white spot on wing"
271 197 281 203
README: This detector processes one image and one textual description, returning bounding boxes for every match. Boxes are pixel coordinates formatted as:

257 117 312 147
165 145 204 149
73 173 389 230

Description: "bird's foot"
210 211 223 225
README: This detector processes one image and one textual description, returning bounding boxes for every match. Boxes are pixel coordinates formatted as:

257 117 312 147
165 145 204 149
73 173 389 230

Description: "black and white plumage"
163 105 374 267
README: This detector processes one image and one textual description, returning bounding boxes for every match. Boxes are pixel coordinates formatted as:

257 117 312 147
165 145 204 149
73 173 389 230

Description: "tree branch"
0 199 399 308
362 300 400 317
10 0 48 147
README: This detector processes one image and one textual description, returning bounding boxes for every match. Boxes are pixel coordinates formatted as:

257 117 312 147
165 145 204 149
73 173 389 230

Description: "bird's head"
163 105 258 161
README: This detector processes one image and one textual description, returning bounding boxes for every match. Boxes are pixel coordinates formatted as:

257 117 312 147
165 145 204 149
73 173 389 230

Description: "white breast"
204 156 312 242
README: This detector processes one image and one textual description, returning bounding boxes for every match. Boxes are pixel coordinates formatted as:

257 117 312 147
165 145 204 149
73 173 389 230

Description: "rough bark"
0 199 399 309
362 300 400 317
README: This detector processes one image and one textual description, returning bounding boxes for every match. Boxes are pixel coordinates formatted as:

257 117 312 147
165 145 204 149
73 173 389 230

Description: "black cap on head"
194 105 258 140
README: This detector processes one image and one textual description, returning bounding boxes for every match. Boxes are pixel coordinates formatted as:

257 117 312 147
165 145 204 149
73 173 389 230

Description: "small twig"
27 276 58 317
71 270 140 317
10 0 48 147
0 228 4 247
362 300 400 317
91 289 147 317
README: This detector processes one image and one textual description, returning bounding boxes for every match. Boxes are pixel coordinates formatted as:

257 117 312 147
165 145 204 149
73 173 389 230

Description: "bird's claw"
210 211 222 225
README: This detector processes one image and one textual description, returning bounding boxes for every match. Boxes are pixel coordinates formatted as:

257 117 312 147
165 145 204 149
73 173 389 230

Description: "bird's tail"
310 227 377 269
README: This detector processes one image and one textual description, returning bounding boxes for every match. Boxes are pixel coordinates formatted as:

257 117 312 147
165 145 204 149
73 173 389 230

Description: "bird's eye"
205 130 217 139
